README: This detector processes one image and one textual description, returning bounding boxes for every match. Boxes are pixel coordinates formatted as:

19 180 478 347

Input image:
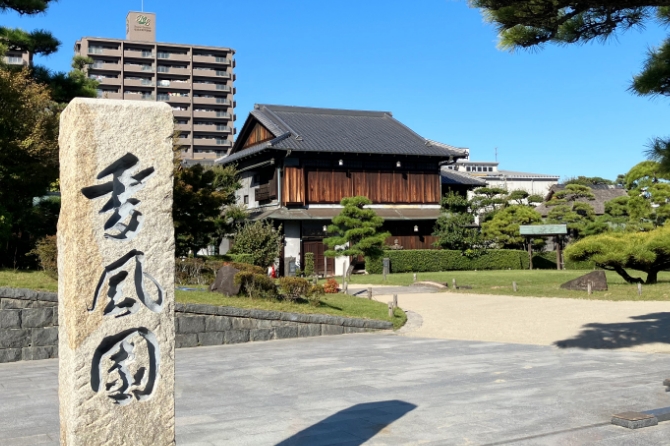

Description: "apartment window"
216 97 228 104
216 111 229 118
142 50 154 57
216 125 229 131
477 167 482 172
158 66 169 73
216 138 228 145
157 51 170 59
157 93 169 101
488 167 493 172
466 167 471 172
215 70 227 76
92 60 104 68
88 46 103 54
243 195 249 205
215 56 227 63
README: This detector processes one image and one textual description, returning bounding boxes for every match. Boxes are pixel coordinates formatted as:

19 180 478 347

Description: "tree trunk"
646 270 659 285
601 265 644 284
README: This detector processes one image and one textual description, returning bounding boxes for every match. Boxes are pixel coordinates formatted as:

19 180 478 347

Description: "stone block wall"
0 287 392 363
0 288 59 363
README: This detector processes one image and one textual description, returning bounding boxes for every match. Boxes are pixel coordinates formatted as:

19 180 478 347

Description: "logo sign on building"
126 11 156 42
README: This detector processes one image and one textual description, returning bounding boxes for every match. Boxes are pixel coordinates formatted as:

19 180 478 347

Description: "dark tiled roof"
535 185 628 216
441 168 487 186
219 104 467 165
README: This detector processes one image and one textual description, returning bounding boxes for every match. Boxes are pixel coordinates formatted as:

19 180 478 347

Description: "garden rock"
210 265 241 296
560 270 608 292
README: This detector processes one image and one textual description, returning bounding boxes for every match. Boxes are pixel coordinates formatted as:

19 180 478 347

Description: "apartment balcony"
192 83 230 92
157 94 190 104
175 137 192 146
97 92 123 100
193 138 232 147
193 97 230 106
94 77 122 86
157 80 191 89
193 124 232 132
88 47 121 57
193 68 230 78
90 62 121 71
124 64 154 73
124 78 155 87
175 123 191 132
157 66 190 75
171 109 191 118
193 110 231 120
124 93 155 101
192 55 230 65
124 50 155 59
157 52 190 62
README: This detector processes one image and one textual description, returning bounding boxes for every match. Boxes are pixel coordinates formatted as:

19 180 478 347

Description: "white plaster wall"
334 256 350 276
284 221 301 267
236 171 257 208
487 178 557 197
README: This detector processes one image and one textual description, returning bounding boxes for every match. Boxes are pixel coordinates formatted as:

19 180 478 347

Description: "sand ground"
369 289 670 353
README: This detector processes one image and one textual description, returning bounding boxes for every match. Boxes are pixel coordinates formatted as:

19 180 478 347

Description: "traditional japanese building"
216 104 467 276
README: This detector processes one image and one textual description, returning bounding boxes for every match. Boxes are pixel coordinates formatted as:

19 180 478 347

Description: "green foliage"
234 271 277 298
604 196 630 218
433 191 488 253
365 249 530 274
306 284 325 307
624 160 670 189
564 176 614 186
566 225 670 284
470 186 508 215
304 252 315 277
550 184 595 203
507 189 529 205
278 277 311 301
324 196 390 260
527 194 544 205
27 234 57 279
229 220 282 267
481 205 543 249
173 163 242 256
546 202 600 239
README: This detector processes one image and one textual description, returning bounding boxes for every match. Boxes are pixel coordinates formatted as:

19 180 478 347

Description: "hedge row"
365 250 595 274
531 252 595 271
365 250 530 274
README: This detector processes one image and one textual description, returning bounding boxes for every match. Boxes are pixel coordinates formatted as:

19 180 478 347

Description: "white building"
445 159 559 197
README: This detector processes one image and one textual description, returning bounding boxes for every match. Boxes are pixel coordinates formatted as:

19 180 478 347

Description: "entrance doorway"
303 239 335 277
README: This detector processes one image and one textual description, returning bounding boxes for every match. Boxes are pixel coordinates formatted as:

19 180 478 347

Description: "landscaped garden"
0 269 407 329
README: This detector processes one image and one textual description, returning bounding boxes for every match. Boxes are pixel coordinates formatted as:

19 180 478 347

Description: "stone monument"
560 270 608 292
58 98 175 445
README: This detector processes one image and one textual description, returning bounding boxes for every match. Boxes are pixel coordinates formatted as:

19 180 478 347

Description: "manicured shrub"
365 249 530 273
323 278 339 294
28 235 58 279
307 284 325 307
234 271 277 298
304 252 315 277
279 277 311 301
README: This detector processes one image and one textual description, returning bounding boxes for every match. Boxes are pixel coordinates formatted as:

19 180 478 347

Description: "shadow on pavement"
275 400 417 445
555 312 670 349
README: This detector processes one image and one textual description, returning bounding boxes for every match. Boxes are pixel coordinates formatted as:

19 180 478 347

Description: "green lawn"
342 270 670 301
0 269 406 329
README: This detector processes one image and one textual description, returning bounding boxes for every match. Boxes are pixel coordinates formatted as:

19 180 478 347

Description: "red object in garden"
324 278 339 294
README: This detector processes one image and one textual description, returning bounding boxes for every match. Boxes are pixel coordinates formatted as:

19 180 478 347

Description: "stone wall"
0 287 392 363
0 288 59 363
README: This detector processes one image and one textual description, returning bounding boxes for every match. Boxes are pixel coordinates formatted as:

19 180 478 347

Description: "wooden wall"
283 166 305 205
298 169 440 204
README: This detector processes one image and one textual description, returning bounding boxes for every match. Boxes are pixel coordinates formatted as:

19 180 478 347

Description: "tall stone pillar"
58 98 175 445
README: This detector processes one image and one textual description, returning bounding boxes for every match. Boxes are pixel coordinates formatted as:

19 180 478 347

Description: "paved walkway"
3 334 670 445
371 291 670 354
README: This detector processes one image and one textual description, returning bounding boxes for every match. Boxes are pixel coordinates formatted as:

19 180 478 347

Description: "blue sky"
4 0 669 180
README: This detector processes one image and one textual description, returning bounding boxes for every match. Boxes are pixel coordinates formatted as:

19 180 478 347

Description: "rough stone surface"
0 310 20 329
197 332 223 346
57 99 175 446
560 270 608 291
249 329 274 342
209 265 241 296
22 346 55 361
224 330 250 344
0 348 21 362
175 334 197 349
21 308 53 328
612 412 658 429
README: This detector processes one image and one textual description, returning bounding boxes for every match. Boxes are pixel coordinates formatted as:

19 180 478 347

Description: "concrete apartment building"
75 12 236 161
2 50 31 67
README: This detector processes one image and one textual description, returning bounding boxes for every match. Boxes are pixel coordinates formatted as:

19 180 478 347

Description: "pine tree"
324 196 390 260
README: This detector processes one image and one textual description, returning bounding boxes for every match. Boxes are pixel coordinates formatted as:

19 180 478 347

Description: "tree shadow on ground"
275 400 417 446
555 312 670 349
